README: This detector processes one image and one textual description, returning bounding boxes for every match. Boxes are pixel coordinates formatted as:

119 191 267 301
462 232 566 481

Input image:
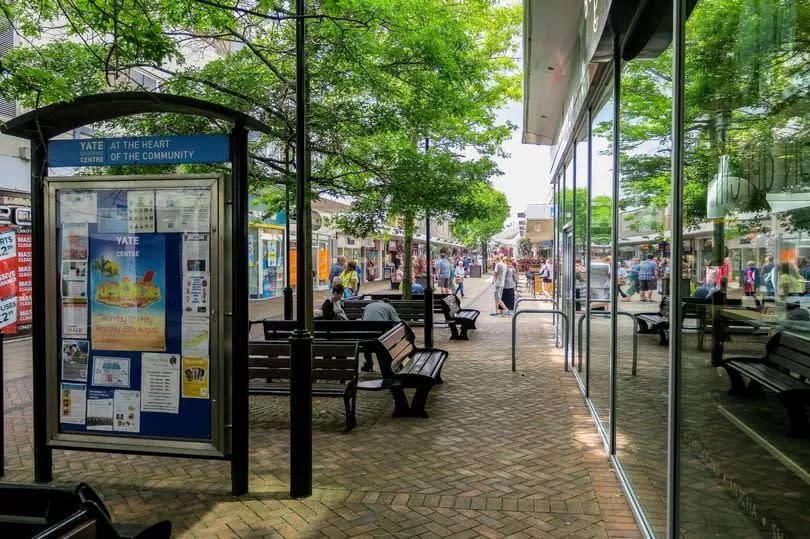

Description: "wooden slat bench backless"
357 323 448 418
721 332 810 436
248 340 360 431
439 294 480 340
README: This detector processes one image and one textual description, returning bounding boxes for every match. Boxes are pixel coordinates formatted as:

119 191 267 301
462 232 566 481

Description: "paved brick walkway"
2 277 640 538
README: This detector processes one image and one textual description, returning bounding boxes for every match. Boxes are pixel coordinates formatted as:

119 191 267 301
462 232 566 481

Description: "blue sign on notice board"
48 134 229 167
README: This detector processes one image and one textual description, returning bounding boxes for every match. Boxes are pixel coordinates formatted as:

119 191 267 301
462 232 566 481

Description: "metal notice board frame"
44 174 228 458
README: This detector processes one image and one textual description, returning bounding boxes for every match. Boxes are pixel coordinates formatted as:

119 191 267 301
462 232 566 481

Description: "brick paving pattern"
2 277 641 538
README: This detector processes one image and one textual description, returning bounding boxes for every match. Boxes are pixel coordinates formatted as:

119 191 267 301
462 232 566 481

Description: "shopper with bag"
454 260 466 298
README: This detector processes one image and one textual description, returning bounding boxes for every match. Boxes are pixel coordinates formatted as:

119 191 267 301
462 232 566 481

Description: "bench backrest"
261 320 397 341
658 296 670 316
442 295 460 317
343 300 432 321
247 341 359 383
374 323 416 378
766 333 810 379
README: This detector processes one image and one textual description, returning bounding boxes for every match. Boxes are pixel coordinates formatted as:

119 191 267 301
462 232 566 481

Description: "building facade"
524 1 810 537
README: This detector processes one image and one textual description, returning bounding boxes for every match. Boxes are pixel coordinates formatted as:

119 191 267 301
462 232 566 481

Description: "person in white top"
491 256 509 316
454 260 466 298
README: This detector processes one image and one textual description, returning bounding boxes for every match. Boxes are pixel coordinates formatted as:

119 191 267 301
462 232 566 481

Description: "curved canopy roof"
1 92 273 140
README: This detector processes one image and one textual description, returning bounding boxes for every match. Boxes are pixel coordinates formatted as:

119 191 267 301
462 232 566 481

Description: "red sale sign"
0 226 17 334
16 228 32 332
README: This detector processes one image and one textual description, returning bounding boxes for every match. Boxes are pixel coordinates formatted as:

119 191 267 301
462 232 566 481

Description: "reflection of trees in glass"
607 0 810 263
559 188 613 245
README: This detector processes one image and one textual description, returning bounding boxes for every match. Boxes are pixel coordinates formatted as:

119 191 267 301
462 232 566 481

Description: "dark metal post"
668 0 687 534
290 0 313 498
424 137 434 348
0 333 4 476
571 144 577 370
609 23 621 456
31 137 52 483
585 107 593 396
283 146 293 320
230 125 250 496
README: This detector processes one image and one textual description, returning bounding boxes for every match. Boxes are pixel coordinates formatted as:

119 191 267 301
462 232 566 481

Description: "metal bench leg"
362 351 374 372
458 325 469 340
409 384 433 418
448 322 462 340
778 390 810 437
390 387 411 418
343 393 356 433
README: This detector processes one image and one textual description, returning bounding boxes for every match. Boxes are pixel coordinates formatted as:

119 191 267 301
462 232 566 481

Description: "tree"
517 237 533 258
559 188 613 245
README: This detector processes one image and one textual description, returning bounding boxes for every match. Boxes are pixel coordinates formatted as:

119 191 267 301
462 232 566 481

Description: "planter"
469 265 482 278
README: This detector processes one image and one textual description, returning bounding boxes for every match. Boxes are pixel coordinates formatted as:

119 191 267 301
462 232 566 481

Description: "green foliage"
559 188 612 245
450 183 511 248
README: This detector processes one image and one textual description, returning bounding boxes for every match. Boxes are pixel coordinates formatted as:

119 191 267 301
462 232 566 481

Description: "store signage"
48 135 229 167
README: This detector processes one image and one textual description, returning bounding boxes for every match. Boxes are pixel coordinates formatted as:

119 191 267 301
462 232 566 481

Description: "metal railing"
511 309 569 372
577 311 639 376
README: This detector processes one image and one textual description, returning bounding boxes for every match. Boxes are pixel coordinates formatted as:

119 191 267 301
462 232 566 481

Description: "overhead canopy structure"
2 91 273 140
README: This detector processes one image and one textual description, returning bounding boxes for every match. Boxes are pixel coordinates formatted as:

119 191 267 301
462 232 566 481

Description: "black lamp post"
289 0 313 498
283 145 293 320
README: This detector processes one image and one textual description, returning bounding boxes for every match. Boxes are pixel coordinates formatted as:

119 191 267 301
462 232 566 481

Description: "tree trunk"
482 240 488 273
402 213 415 300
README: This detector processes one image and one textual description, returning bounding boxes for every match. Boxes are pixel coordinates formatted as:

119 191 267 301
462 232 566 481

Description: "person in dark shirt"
761 256 775 297
321 283 348 320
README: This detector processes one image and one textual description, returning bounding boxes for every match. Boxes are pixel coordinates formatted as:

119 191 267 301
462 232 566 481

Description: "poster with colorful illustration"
89 233 166 351
181 356 209 399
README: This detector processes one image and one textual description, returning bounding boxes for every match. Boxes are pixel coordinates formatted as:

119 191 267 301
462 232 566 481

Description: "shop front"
247 203 287 300
0 190 32 338
525 1 810 537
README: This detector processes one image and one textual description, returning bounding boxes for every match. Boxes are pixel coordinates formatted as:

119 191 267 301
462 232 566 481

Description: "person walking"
340 260 360 297
761 256 775 297
540 258 553 297
491 256 508 316
638 254 659 303
454 260 466 298
742 260 760 296
329 255 346 291
575 257 587 311
502 257 517 313
436 252 452 294
625 258 641 300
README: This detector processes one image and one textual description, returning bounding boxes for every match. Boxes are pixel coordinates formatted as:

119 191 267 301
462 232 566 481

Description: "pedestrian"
490 255 509 316
454 260 466 298
575 257 587 310
625 258 640 300
618 260 631 301
436 252 452 294
638 254 658 303
502 257 517 313
392 253 401 271
742 260 760 296
778 262 805 300
329 255 346 291
539 258 552 297
362 299 401 321
761 256 775 297
340 260 359 297
321 283 348 320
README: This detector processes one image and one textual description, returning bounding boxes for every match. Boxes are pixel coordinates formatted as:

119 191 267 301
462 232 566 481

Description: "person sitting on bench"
362 299 401 321
322 283 349 320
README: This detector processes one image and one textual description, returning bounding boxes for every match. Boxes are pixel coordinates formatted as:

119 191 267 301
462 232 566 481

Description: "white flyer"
60 192 98 223
182 316 210 358
92 356 130 387
86 390 114 431
61 339 89 381
156 190 210 233
61 223 89 260
183 272 209 315
182 233 209 273
60 383 87 425
62 302 88 338
127 190 155 233
0 228 16 261
141 353 180 413
61 260 88 300
113 390 141 432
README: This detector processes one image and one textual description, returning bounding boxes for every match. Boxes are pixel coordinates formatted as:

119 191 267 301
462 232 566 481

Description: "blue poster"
89 234 166 351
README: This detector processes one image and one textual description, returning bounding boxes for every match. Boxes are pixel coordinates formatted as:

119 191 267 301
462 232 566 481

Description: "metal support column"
609 23 621 456
424 138 434 349
571 145 577 371
585 107 593 394
668 0 687 534
230 125 250 496
290 0 313 498
284 146 294 320
31 137 52 483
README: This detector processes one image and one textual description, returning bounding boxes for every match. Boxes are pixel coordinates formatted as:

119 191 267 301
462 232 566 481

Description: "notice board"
44 175 226 457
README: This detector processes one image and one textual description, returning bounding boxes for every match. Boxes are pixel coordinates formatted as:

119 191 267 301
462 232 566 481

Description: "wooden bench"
636 296 671 345
342 299 458 339
248 341 360 431
358 323 448 418
0 482 171 538
256 319 397 372
721 332 810 436
439 294 480 340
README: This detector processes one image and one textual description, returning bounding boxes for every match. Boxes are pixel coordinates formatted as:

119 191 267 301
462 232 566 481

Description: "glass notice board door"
43 175 226 457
